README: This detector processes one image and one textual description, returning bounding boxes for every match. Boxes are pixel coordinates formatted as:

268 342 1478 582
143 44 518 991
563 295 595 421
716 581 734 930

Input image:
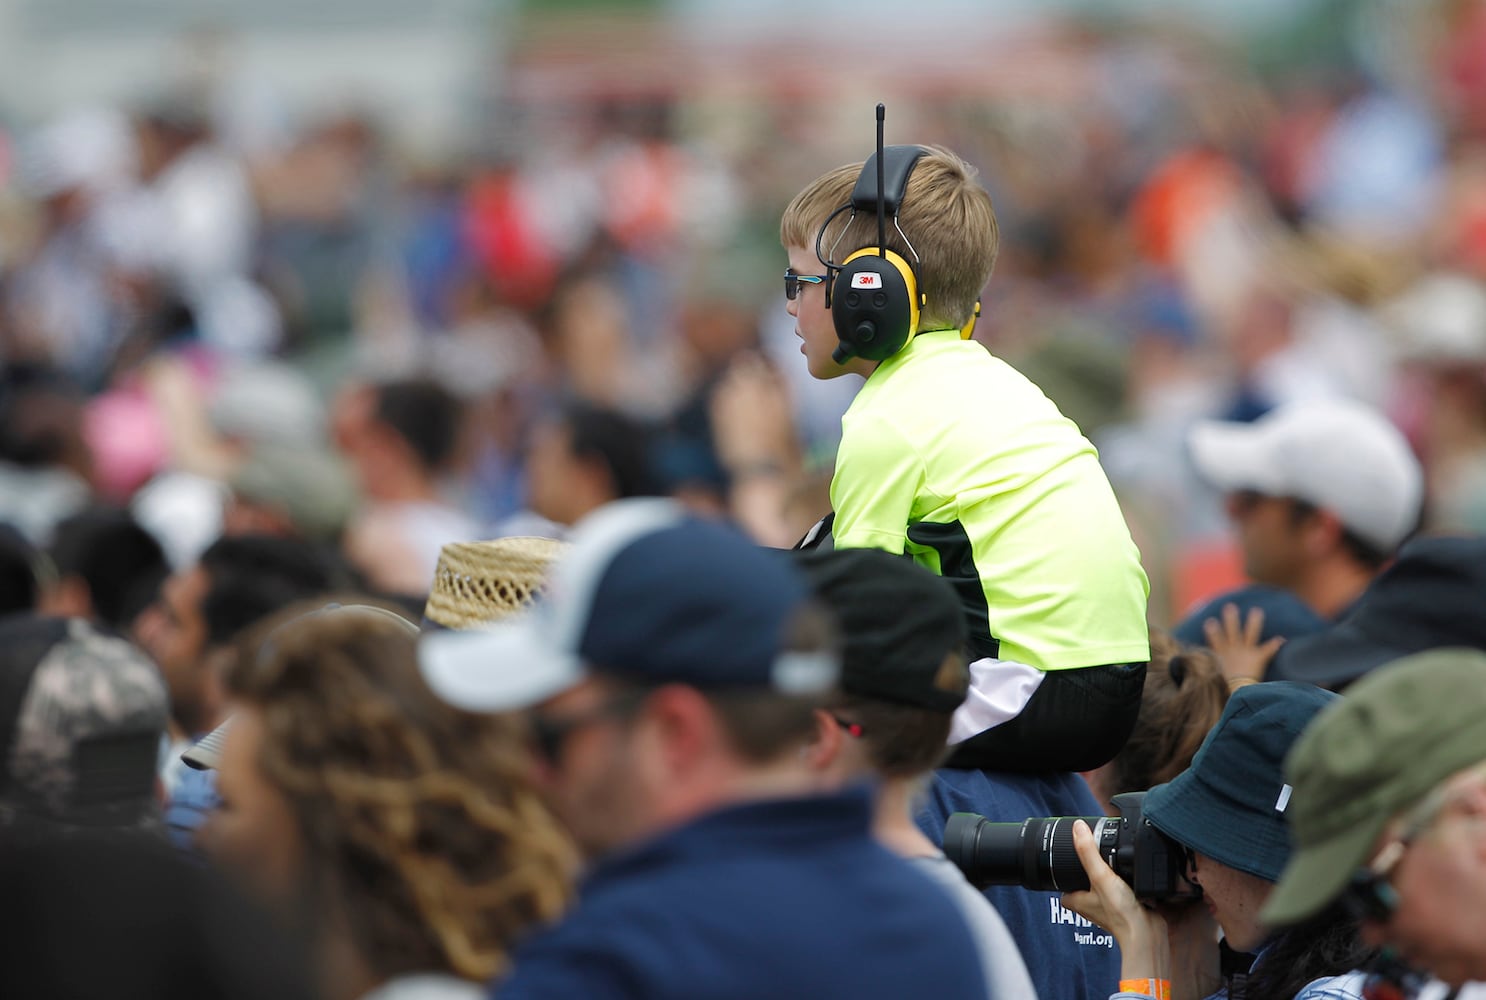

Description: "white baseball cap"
1188 399 1423 552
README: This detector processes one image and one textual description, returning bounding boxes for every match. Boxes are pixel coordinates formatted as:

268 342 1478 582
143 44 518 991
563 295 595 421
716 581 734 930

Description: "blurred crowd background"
2 0 1484 624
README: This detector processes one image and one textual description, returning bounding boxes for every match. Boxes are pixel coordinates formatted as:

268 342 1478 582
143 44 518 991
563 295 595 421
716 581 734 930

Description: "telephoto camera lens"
944 812 1118 893
943 791 1200 902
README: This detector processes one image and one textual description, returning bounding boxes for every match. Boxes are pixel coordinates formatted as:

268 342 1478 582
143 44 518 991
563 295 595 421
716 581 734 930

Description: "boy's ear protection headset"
814 105 980 365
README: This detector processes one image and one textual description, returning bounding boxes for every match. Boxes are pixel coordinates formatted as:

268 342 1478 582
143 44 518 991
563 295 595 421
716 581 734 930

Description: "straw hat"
423 536 567 629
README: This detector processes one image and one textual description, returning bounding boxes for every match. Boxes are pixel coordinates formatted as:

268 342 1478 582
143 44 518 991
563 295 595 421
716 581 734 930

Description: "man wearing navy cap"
419 498 991 999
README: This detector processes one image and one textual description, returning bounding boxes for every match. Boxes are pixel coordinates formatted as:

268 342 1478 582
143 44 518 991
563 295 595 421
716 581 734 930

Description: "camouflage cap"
0 615 168 828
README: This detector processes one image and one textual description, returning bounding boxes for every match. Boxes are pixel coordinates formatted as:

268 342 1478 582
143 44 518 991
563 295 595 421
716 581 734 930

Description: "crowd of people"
3 3 1486 999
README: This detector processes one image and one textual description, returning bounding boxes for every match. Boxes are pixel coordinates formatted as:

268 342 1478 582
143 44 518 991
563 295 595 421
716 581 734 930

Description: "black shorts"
942 661 1147 773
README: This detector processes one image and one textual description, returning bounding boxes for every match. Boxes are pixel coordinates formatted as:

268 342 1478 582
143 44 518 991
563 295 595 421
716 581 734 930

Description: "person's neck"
1291 557 1375 620
648 759 826 843
177 702 227 742
364 464 441 505
872 777 940 859
318 921 382 1000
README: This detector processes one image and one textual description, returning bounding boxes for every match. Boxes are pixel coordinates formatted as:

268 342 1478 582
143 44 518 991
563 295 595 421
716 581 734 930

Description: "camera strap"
1219 939 1257 1000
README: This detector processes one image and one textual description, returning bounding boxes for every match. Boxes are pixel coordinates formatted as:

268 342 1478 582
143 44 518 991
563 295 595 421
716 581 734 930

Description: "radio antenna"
876 103 886 259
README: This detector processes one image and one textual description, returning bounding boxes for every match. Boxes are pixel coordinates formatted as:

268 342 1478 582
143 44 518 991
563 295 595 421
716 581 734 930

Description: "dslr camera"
944 791 1200 902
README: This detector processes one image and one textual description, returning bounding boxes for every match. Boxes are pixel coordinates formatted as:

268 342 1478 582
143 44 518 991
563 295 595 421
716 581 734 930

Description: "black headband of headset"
849 144 927 218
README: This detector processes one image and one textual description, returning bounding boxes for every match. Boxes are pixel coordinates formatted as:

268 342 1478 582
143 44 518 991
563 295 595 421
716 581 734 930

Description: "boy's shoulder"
855 334 1052 417
871 333 1017 385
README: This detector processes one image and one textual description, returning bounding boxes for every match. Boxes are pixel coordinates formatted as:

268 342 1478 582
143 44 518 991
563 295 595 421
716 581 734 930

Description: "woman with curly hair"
203 602 574 1000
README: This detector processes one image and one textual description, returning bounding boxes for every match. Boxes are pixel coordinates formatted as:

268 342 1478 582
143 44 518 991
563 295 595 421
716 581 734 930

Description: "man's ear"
639 684 714 780
1304 508 1347 558
803 707 844 771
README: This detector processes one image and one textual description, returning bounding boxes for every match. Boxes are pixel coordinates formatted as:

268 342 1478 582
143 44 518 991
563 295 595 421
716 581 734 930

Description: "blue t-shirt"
919 768 1123 1000
496 788 988 999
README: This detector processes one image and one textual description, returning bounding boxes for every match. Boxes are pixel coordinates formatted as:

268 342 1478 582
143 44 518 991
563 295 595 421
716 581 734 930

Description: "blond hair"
780 146 999 330
226 602 573 984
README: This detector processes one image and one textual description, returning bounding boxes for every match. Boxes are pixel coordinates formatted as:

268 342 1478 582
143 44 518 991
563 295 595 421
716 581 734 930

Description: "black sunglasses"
1338 865 1403 925
784 270 828 301
528 691 647 765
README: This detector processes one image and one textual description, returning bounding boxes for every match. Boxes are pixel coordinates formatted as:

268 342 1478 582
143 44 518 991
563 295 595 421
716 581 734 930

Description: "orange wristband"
1119 979 1171 1000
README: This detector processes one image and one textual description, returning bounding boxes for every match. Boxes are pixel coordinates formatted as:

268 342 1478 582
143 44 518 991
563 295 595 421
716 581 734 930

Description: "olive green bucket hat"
1262 648 1486 927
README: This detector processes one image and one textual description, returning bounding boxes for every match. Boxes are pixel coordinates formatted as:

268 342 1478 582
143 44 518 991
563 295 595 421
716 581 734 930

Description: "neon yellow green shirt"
830 330 1150 670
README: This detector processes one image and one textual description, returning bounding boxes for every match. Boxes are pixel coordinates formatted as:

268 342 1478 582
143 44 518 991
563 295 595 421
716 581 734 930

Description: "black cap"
792 548 968 712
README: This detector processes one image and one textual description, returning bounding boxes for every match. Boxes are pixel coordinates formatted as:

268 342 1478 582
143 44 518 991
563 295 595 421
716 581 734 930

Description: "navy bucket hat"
1142 681 1338 883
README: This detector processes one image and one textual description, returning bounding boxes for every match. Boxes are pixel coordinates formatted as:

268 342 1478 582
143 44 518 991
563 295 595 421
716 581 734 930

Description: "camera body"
944 791 1200 903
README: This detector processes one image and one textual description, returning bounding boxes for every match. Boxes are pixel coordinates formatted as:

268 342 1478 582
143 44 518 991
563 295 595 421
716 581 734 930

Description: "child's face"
786 245 868 380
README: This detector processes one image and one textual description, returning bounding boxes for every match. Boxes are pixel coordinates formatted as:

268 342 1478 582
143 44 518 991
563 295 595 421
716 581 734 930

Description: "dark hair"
1103 630 1229 798
561 400 662 500
0 364 84 469
833 689 954 779
373 378 464 472
199 535 356 648
706 687 824 763
48 508 168 631
0 525 40 617
1338 528 1391 570
702 600 839 764
1239 902 1375 1000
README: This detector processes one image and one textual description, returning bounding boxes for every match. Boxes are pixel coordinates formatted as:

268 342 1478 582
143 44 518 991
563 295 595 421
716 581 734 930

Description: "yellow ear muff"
838 245 915 355
960 300 981 340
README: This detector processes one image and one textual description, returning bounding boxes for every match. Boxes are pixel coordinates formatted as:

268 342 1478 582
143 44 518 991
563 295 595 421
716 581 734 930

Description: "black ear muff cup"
832 253 916 362
813 124 928 365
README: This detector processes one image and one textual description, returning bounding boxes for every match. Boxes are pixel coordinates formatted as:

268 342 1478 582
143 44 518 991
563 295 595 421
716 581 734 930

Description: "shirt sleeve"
164 766 222 856
830 411 926 555
1290 973 1369 999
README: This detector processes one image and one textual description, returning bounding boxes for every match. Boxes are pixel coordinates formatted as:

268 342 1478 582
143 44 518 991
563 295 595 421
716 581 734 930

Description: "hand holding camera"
1060 819 1168 948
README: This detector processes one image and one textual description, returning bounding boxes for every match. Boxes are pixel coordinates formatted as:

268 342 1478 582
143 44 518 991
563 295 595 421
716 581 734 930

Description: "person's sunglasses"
1339 843 1407 924
784 270 828 300
528 691 647 765
1339 778 1459 925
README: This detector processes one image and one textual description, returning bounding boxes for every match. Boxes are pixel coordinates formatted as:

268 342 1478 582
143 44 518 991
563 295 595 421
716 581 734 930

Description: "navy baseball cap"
1143 681 1338 883
419 499 839 711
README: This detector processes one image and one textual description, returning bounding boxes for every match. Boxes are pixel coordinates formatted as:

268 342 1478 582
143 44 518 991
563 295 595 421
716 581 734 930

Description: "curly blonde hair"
224 601 573 983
